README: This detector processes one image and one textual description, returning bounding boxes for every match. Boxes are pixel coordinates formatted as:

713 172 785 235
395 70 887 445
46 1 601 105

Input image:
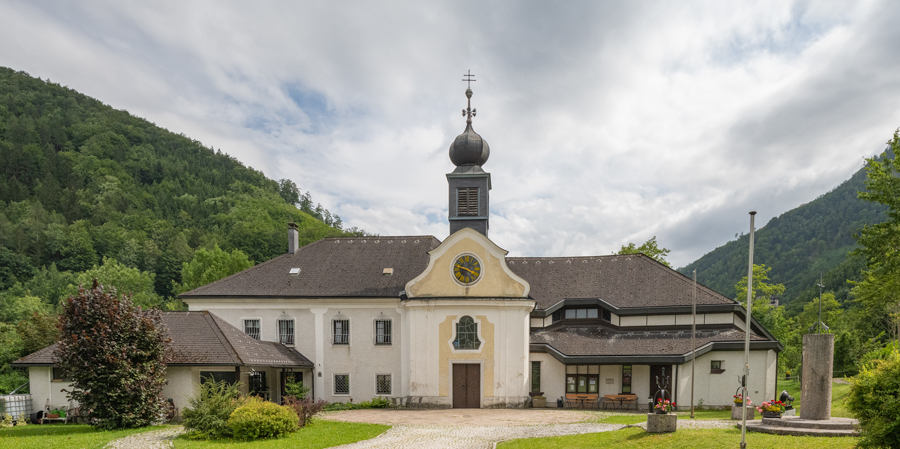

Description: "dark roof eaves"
530 339 781 365
533 298 742 317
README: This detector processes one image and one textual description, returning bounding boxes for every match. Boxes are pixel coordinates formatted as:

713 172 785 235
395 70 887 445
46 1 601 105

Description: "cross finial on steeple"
462 70 476 88
461 70 477 123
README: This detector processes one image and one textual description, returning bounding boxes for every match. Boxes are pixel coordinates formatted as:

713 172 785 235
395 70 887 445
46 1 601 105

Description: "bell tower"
447 71 491 236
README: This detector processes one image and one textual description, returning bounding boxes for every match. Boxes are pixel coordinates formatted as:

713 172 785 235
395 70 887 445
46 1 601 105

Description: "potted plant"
654 398 675 414
756 400 786 418
529 392 546 408
731 394 753 420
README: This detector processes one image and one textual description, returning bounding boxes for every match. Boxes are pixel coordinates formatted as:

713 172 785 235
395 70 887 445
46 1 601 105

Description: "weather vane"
462 70 476 121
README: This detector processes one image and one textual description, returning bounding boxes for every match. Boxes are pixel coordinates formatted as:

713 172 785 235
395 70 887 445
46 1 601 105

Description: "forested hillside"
0 67 361 392
679 162 888 307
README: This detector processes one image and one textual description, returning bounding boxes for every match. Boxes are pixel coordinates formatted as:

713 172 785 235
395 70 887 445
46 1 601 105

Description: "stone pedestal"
532 396 546 408
800 334 834 420
732 405 755 420
647 413 677 433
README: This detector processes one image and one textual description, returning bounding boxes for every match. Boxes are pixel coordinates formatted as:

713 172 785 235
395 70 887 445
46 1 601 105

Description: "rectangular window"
565 309 576 319
711 360 725 374
531 361 541 392
200 371 237 385
566 375 576 393
52 367 70 382
333 319 349 345
457 187 479 216
244 319 260 340
563 308 600 320
278 319 294 345
376 374 392 395
374 320 392 345
249 371 267 397
587 309 598 319
601 309 612 321
622 365 632 394
334 374 350 395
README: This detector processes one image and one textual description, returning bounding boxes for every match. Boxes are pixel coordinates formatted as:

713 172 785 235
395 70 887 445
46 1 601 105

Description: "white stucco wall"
674 349 777 409
529 353 564 406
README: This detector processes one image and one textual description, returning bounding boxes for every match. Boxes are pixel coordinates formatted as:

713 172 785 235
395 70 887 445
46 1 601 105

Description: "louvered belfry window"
457 187 479 216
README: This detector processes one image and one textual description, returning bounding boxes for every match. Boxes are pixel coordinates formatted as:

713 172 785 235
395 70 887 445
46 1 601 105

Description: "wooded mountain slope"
679 161 888 307
0 67 357 303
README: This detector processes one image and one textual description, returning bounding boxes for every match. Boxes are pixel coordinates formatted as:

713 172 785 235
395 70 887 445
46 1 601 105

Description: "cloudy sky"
2 0 899 268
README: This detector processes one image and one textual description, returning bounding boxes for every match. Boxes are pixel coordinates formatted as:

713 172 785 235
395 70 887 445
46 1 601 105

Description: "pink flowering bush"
756 400 786 414
654 398 676 413
733 394 752 405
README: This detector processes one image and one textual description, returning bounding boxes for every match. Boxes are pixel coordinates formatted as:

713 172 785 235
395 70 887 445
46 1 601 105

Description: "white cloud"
1 0 898 268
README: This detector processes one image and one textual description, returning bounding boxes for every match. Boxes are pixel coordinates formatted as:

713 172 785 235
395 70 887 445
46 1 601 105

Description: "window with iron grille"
453 316 480 350
244 319 261 340
376 374 392 395
374 319 391 345
278 319 294 345
334 374 350 395
457 187 479 216
333 319 349 345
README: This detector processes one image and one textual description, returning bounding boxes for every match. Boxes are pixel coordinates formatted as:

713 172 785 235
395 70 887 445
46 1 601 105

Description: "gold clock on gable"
453 254 482 285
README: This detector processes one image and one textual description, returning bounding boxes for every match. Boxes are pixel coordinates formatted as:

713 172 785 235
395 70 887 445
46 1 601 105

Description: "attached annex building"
16 86 781 412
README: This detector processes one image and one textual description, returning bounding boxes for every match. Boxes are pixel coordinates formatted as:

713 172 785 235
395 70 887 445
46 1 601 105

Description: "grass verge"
498 426 857 449
0 424 169 449
173 418 390 448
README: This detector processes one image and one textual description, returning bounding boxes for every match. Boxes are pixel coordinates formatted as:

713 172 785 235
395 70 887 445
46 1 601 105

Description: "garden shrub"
323 397 390 411
284 378 309 399
182 379 246 439
846 347 900 448
227 396 298 440
0 413 12 428
283 395 328 427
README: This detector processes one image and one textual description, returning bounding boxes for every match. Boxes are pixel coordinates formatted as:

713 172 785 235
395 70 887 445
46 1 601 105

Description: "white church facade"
16 85 781 413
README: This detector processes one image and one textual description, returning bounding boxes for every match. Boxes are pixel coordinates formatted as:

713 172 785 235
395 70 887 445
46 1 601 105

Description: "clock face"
453 254 482 285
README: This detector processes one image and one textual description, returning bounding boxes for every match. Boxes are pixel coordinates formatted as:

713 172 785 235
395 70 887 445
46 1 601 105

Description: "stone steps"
739 417 860 437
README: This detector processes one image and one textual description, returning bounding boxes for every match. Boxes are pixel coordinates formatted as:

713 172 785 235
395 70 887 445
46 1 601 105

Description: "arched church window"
453 316 481 350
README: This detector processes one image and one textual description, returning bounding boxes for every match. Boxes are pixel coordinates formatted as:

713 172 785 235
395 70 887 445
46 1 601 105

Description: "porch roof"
12 311 313 369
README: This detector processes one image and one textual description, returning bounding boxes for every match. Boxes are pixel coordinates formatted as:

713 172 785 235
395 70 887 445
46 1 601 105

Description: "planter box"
762 411 783 418
647 413 677 433
731 405 755 420
532 396 546 408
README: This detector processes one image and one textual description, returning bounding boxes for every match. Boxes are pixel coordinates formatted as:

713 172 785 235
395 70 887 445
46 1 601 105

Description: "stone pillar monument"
800 334 834 420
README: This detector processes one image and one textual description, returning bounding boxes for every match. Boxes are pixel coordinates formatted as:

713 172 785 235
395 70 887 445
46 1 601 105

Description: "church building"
15 85 782 412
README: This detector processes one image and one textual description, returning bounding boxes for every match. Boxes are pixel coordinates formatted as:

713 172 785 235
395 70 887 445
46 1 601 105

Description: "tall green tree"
618 236 671 267
853 129 900 345
177 245 253 294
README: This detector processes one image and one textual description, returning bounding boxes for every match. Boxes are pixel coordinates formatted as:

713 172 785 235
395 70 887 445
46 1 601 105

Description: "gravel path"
105 426 185 449
331 423 624 449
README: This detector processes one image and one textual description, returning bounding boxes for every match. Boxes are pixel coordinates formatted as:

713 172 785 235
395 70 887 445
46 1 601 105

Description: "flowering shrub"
654 398 676 413
756 400 786 414
733 394 752 405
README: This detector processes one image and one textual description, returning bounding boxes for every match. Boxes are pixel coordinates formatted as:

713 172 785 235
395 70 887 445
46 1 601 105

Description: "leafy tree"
75 257 160 309
797 292 842 333
618 236 671 266
177 245 252 294
846 347 900 448
16 311 59 354
55 280 172 430
853 130 900 346
734 264 786 311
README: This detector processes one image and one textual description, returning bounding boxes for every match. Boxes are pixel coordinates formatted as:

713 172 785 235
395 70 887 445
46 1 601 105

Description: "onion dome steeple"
449 78 490 167
447 71 492 237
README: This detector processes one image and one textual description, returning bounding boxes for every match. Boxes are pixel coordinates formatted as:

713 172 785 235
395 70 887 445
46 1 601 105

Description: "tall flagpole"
691 269 697 419
741 211 756 449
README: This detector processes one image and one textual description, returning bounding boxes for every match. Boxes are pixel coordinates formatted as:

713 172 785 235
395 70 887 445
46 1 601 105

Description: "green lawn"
498 427 857 449
173 419 390 448
779 378 853 418
0 424 169 449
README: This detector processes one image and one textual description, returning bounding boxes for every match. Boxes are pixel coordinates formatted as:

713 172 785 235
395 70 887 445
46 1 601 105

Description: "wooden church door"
452 364 481 408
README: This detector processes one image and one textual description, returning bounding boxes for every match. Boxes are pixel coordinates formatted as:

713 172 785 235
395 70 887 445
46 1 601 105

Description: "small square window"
587 309 598 319
376 374 391 395
710 361 725 374
244 319 260 340
374 320 391 345
334 374 350 395
333 320 349 345
278 319 294 345
52 367 70 382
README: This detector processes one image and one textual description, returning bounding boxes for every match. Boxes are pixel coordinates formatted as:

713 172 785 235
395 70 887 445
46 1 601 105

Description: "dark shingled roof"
531 326 768 357
12 311 312 368
506 254 735 310
180 236 441 298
